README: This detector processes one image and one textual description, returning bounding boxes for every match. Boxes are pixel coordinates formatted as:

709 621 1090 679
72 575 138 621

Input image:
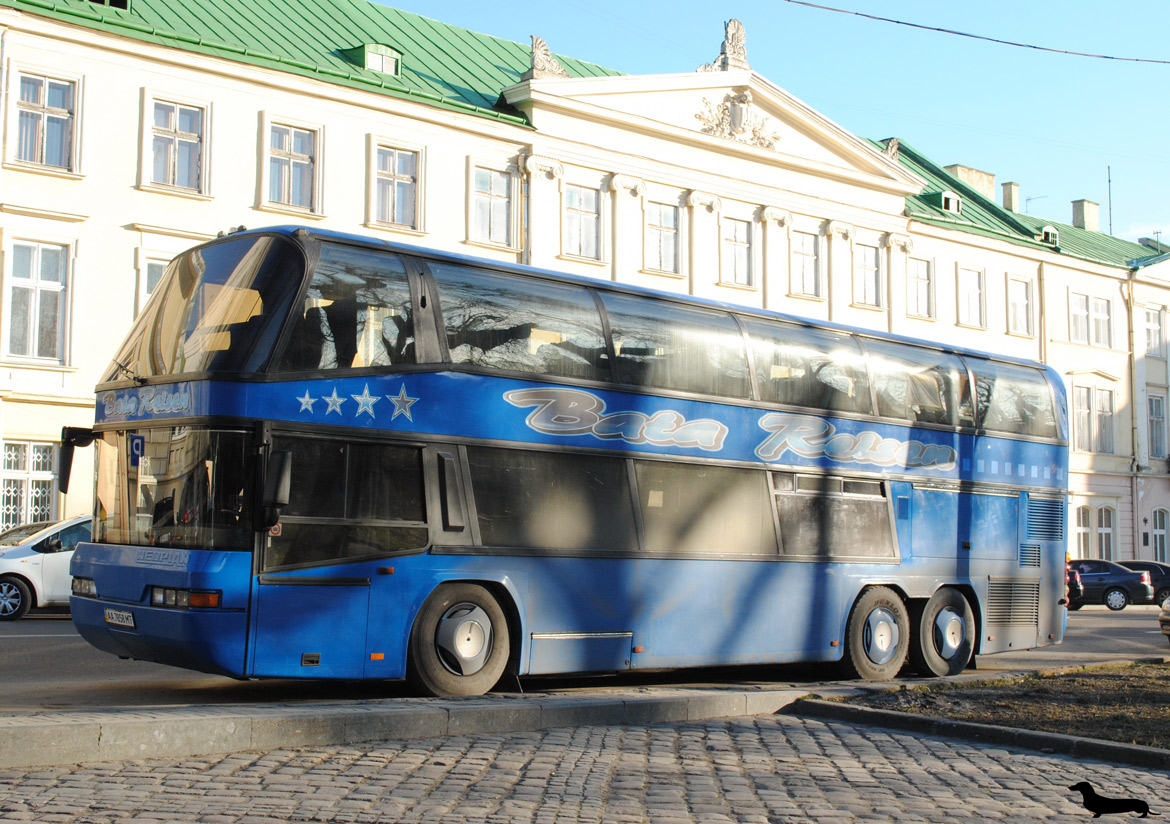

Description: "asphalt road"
1 605 1165 712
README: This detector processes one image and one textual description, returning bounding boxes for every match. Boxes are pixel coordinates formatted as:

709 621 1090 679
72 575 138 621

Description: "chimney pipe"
1072 199 1099 232
1002 182 1020 212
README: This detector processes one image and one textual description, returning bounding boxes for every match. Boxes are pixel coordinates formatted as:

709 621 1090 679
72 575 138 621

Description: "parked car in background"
0 516 91 620
1067 564 1084 604
1119 560 1170 607
1159 600 1170 645
1067 559 1155 611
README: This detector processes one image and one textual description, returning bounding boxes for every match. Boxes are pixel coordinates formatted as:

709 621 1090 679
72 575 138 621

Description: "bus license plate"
103 608 136 629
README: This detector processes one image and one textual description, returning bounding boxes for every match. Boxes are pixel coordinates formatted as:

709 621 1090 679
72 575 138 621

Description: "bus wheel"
909 588 975 677
408 583 510 697
839 586 909 681
0 577 31 621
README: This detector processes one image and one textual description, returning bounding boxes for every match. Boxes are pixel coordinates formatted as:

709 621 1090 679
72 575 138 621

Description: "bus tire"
839 586 909 681
0 576 32 621
407 583 510 697
908 588 975 677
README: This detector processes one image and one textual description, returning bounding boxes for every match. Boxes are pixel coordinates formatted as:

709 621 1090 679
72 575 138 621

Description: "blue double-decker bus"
67 226 1068 696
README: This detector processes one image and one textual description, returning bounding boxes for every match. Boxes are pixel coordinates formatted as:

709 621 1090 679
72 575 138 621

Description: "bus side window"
276 245 415 372
967 359 1058 438
744 319 871 415
430 264 609 382
600 293 751 398
864 340 967 427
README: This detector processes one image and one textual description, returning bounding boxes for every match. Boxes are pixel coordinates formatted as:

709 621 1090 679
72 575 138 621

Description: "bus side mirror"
59 426 96 495
260 450 292 530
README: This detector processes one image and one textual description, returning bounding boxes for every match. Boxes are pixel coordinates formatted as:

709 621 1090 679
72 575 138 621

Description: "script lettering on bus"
755 414 957 471
102 388 192 418
504 388 728 451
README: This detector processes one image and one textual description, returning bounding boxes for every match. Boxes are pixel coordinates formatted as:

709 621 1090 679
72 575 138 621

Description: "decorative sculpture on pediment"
522 35 570 81
697 19 751 72
696 89 780 150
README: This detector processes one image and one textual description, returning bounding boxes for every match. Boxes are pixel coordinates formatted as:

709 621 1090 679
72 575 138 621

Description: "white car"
0 515 91 620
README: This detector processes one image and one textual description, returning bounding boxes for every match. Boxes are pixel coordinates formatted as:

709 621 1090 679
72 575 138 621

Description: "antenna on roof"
1025 195 1047 214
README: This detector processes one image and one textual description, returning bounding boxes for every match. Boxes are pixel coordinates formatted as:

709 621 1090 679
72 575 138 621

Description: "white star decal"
322 388 347 415
296 391 317 413
351 384 381 417
389 385 419 421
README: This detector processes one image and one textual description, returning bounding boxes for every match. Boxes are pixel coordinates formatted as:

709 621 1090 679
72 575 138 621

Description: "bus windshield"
93 427 254 550
104 234 305 380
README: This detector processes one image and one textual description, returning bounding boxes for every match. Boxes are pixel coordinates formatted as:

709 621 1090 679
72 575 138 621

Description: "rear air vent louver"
1027 497 1065 542
1019 544 1041 567
986 579 1040 625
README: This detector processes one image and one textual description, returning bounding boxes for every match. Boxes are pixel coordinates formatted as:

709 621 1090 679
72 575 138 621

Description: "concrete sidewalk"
7 656 1170 770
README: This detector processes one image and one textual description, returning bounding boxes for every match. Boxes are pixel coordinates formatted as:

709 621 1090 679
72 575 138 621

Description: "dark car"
1119 560 1170 607
1160 601 1170 645
1067 565 1084 604
1067 559 1155 611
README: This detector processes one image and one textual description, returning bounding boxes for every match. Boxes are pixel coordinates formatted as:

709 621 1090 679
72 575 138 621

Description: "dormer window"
927 189 962 215
1041 226 1060 245
89 0 129 8
344 44 402 77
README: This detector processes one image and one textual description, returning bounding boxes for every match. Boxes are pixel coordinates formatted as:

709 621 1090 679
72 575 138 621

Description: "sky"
381 0 1170 244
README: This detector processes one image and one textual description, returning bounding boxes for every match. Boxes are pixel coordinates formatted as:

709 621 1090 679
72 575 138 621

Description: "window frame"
790 229 822 299
852 242 882 308
561 182 605 262
1155 508 1168 563
1090 296 1112 348
956 266 986 329
7 64 83 176
1097 505 1115 560
367 137 425 234
3 236 72 365
644 200 681 276
1069 292 1090 345
138 89 211 198
1147 307 1164 358
258 113 324 217
719 215 755 288
906 256 934 319
1095 388 1115 454
1074 505 1092 559
0 441 57 530
1006 274 1034 337
467 161 519 250
134 248 173 318
1150 393 1167 459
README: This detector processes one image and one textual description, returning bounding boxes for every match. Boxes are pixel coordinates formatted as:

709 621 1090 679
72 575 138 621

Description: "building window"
1091 297 1112 347
1147 308 1164 357
853 244 881 306
137 258 169 316
6 241 67 362
907 257 933 318
268 123 317 211
1070 293 1090 344
375 146 419 229
1073 387 1091 451
1075 505 1091 559
151 100 203 191
1007 276 1033 336
645 202 679 274
1154 509 1168 563
721 218 753 286
16 73 75 170
1096 389 1115 454
472 167 511 246
1097 506 1115 560
1152 395 1167 459
564 185 601 259
957 267 984 327
0 442 56 529
792 231 821 297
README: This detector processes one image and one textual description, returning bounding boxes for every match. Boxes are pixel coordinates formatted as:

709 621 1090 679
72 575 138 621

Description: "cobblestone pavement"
1 713 1167 824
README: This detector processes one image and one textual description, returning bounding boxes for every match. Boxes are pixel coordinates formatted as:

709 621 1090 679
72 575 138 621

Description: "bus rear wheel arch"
909 587 975 677
407 582 511 697
839 586 909 681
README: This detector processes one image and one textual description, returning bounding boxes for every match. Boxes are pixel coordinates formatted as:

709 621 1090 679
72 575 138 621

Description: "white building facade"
1 0 1166 562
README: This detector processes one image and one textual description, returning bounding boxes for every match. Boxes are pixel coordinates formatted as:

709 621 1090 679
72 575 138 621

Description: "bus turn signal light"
187 592 220 609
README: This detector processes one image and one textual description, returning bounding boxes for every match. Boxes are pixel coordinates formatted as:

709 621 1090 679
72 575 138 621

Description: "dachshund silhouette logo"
1070 782 1155 818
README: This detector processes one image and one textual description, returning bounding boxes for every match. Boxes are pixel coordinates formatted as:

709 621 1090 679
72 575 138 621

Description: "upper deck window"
104 234 304 381
277 244 414 371
744 319 870 415
969 358 1059 438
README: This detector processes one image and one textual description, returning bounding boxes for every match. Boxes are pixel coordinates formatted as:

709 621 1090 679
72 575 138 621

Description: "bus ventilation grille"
1018 544 1041 567
1026 498 1065 541
986 579 1040 625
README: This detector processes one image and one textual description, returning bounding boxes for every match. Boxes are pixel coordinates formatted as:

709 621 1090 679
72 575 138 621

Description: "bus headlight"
71 577 97 597
150 586 220 609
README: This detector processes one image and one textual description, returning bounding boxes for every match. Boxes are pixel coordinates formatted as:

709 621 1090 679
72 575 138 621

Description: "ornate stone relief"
607 174 647 198
686 190 722 213
697 19 750 72
696 89 780 150
522 35 569 81
521 153 564 180
884 232 913 254
760 207 792 227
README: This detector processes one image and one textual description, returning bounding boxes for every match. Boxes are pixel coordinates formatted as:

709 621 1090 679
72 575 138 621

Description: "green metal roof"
0 0 621 124
879 137 1153 270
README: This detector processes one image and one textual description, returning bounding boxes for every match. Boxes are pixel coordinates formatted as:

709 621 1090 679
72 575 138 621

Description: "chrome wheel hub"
0 582 21 616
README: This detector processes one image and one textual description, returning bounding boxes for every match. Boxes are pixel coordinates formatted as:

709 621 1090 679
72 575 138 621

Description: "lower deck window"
772 472 895 559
